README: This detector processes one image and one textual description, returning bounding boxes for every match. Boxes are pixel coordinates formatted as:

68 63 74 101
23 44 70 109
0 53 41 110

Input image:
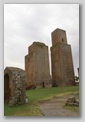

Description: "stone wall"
25 42 51 89
51 28 75 86
4 67 26 106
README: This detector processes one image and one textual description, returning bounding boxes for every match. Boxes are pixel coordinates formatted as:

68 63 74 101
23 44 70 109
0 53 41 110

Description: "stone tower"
50 28 75 86
25 42 51 89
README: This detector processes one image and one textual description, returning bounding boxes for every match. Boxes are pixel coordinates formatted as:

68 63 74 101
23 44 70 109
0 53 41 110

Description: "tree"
75 76 79 82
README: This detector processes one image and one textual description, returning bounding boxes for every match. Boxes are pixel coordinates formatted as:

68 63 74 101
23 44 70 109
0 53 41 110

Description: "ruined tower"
25 42 51 89
50 28 75 86
4 67 26 106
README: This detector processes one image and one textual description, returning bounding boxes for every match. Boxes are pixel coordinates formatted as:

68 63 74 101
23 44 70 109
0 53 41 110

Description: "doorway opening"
4 74 10 104
42 82 45 88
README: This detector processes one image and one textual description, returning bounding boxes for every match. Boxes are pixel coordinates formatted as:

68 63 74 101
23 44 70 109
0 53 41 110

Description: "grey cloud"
4 4 79 76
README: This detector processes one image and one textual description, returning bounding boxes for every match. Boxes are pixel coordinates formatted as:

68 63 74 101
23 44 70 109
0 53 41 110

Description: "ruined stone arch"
4 67 26 106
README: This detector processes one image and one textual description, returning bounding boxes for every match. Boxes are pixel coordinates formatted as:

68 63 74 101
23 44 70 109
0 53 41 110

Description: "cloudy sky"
4 4 79 76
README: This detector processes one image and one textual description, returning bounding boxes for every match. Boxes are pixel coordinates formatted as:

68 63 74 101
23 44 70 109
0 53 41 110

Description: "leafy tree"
75 76 79 81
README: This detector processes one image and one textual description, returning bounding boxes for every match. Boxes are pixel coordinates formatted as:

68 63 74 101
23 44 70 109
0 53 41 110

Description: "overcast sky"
4 4 79 76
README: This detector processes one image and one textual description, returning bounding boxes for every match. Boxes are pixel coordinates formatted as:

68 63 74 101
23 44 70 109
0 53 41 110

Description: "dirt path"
38 95 79 116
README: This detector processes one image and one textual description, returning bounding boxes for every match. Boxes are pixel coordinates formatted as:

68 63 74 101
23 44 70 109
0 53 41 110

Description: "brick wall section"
51 28 75 86
25 42 51 89
25 53 35 87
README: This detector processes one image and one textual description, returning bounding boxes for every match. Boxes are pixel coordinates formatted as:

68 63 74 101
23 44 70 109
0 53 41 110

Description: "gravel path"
38 96 79 117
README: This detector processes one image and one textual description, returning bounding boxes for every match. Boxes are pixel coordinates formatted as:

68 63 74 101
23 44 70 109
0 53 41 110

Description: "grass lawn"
4 86 79 116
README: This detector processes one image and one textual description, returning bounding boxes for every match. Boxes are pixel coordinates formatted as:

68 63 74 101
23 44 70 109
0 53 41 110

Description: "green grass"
4 86 79 116
4 103 42 116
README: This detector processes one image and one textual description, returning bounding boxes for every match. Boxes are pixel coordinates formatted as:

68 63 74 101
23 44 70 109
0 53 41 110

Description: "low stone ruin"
4 67 27 106
65 97 79 106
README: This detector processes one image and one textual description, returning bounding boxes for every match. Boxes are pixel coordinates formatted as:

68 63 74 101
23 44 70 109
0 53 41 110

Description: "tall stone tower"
25 42 51 89
50 28 75 86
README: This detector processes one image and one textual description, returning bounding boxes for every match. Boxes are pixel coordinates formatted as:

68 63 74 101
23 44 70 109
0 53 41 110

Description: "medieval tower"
50 28 75 86
25 42 51 89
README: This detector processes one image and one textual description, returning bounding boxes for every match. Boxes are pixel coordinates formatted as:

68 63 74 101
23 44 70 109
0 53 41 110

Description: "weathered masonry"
25 42 51 89
50 28 75 86
4 67 26 106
